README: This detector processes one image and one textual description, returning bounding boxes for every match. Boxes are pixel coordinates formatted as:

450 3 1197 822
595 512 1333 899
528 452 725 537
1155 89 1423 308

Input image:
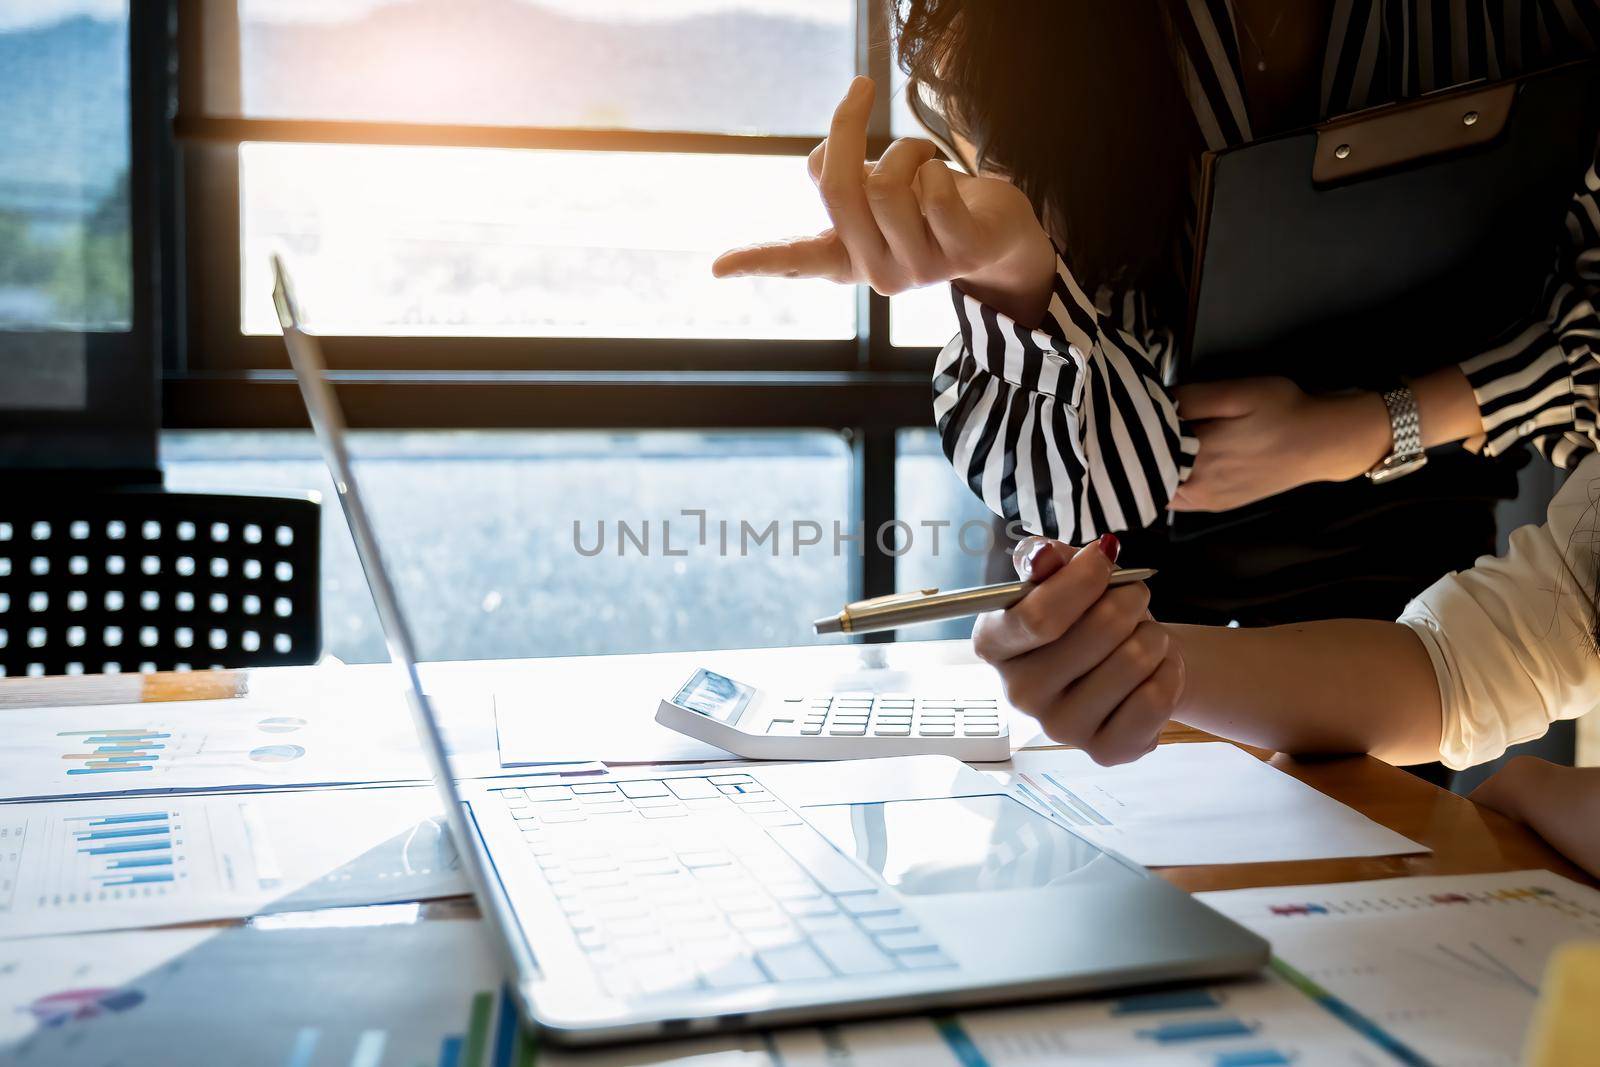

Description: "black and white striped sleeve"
1462 137 1600 468
931 254 1197 543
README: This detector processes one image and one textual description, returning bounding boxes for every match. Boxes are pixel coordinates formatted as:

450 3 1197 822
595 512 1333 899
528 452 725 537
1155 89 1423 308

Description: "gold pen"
814 568 1157 636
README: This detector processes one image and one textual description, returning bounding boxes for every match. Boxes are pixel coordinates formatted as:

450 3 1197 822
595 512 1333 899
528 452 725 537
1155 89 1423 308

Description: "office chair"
0 488 321 677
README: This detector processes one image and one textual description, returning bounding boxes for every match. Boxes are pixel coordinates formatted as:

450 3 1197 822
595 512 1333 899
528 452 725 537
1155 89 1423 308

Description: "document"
0 688 595 804
0 914 765 1066
1000 742 1427 867
0 786 468 939
1199 869 1600 1067
768 970 1395 1065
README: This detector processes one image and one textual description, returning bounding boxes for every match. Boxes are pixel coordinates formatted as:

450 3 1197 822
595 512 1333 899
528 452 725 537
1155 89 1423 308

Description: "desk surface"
1153 722 1596 892
251 639 1594 895
400 638 1595 894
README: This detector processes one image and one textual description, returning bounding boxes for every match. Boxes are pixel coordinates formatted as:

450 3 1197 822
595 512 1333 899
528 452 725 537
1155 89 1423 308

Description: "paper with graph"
1002 742 1427 866
1199 869 1600 1066
0 786 467 940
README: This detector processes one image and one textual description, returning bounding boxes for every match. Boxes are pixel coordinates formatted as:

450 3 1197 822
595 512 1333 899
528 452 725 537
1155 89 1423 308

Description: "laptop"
270 256 1267 1045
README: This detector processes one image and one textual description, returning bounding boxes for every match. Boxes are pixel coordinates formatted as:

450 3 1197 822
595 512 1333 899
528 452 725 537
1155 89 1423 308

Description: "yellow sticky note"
1523 941 1600 1067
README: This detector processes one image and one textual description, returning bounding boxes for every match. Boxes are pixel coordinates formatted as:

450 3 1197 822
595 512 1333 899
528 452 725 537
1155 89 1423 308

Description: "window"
163 430 853 661
163 0 1001 635
0 0 157 473
0 1 131 332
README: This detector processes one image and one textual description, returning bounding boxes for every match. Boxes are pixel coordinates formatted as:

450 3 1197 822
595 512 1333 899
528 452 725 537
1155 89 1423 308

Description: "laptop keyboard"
496 774 956 998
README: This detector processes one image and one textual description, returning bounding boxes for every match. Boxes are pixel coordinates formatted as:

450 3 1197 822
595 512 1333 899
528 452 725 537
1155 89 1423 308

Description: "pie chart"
249 744 306 763
257 716 307 734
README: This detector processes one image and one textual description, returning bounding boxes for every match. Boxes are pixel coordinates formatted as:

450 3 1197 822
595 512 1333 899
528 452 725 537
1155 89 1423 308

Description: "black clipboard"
1182 59 1600 388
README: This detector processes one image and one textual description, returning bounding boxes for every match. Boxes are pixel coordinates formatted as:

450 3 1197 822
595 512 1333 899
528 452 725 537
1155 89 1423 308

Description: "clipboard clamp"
1313 81 1516 184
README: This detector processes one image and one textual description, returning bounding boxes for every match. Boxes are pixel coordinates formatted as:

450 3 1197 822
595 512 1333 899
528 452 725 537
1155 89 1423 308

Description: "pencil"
0 670 250 710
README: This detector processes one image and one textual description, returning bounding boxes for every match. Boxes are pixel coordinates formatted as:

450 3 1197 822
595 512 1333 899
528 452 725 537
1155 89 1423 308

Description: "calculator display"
673 669 755 723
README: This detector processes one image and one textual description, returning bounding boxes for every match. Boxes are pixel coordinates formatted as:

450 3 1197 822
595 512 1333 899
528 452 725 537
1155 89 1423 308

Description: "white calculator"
655 667 1011 762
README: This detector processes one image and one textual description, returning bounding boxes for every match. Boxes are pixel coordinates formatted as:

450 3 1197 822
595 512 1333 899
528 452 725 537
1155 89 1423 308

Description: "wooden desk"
408 638 1596 894
1152 722 1596 893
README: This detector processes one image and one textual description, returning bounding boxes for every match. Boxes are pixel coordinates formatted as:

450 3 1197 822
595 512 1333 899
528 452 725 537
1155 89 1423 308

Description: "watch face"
1370 454 1428 484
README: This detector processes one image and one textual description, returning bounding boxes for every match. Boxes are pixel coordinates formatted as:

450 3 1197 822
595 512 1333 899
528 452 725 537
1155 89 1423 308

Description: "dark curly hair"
893 0 1205 307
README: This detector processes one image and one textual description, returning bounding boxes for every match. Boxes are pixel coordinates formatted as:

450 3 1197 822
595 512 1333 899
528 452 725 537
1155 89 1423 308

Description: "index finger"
819 77 887 270
973 536 1117 662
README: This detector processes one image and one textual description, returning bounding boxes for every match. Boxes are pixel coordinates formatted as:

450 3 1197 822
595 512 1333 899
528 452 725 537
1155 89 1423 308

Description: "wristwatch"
1367 386 1428 484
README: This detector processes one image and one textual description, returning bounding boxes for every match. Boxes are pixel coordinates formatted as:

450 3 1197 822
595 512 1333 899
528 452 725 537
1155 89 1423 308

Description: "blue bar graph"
96 872 176 886
491 987 518 1067
284 1027 319 1067
106 856 173 869
437 1035 463 1067
84 840 171 855
77 826 170 840
1214 1052 1292 1067
58 729 169 775
1112 988 1225 1014
63 810 181 895
87 813 167 826
1136 1018 1257 1044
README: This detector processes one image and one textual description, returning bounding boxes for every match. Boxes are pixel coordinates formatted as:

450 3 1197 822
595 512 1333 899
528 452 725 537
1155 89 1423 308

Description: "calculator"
655 667 1011 762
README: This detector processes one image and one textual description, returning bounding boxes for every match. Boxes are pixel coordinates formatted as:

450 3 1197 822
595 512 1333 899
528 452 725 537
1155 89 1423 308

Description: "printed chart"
0 787 466 939
1199 870 1600 1067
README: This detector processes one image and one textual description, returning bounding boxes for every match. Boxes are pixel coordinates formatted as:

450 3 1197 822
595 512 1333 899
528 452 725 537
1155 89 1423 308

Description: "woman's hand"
711 76 1058 327
1170 377 1391 512
972 534 1183 766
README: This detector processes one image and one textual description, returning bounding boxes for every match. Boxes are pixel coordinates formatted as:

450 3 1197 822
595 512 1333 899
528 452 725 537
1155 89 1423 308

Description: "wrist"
1325 392 1395 481
1488 756 1560 824
956 233 1056 329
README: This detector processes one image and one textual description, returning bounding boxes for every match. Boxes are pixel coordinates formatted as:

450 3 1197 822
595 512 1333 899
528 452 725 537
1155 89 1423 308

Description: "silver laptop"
271 255 1267 1045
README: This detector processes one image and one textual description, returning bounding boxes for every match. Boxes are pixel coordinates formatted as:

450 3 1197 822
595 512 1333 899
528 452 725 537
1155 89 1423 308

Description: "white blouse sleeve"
1398 453 1600 770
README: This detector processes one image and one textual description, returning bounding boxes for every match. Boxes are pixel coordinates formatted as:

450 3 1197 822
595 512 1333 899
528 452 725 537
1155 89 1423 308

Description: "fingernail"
1097 533 1121 563
1011 535 1047 575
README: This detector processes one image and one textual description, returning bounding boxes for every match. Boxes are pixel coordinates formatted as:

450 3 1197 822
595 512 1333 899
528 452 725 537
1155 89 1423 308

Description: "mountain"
239 0 853 135
0 14 128 216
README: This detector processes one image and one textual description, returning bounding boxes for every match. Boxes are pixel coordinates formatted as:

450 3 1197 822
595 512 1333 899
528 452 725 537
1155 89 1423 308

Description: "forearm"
1170 620 1444 765
1480 761 1600 879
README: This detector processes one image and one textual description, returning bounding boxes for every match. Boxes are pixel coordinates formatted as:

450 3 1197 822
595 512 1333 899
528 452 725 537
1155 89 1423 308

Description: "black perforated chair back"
0 489 321 677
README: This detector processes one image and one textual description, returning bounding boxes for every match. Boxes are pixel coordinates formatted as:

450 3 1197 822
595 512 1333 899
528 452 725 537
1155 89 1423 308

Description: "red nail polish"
1098 533 1121 563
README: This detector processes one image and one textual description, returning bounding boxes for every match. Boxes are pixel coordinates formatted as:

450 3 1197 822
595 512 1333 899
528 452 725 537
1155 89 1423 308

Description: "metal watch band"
1380 386 1423 461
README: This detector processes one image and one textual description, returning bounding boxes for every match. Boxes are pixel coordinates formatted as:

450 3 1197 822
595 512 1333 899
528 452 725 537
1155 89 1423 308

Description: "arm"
1459 137 1600 465
936 254 1195 541
1169 620 1442 765
1472 760 1600 879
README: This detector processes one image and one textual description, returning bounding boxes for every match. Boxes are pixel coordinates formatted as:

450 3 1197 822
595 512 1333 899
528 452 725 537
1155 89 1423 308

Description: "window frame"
159 0 954 612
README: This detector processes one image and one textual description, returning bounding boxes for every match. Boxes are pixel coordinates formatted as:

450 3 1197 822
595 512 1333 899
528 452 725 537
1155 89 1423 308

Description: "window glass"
0 1 130 332
895 428 1010 642
890 284 957 348
241 142 854 339
238 0 853 136
162 431 853 663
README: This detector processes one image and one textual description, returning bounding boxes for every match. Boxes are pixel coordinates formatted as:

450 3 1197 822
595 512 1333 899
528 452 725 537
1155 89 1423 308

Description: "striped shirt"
933 0 1600 543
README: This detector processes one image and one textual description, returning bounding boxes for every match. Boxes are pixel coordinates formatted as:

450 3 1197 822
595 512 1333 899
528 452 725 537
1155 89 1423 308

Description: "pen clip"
847 588 940 610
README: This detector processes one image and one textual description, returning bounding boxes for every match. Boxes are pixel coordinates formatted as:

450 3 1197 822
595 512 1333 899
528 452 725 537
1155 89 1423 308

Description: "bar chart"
65 810 184 892
57 729 171 776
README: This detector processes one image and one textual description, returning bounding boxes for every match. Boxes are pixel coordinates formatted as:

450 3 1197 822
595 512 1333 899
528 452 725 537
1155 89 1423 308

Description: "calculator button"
800 724 824 735
829 724 867 736
963 726 1002 736
873 725 912 736
527 786 576 802
572 783 619 796
918 725 957 736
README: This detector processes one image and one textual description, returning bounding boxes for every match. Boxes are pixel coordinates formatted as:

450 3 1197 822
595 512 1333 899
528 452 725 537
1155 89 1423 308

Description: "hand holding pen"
971 534 1183 767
